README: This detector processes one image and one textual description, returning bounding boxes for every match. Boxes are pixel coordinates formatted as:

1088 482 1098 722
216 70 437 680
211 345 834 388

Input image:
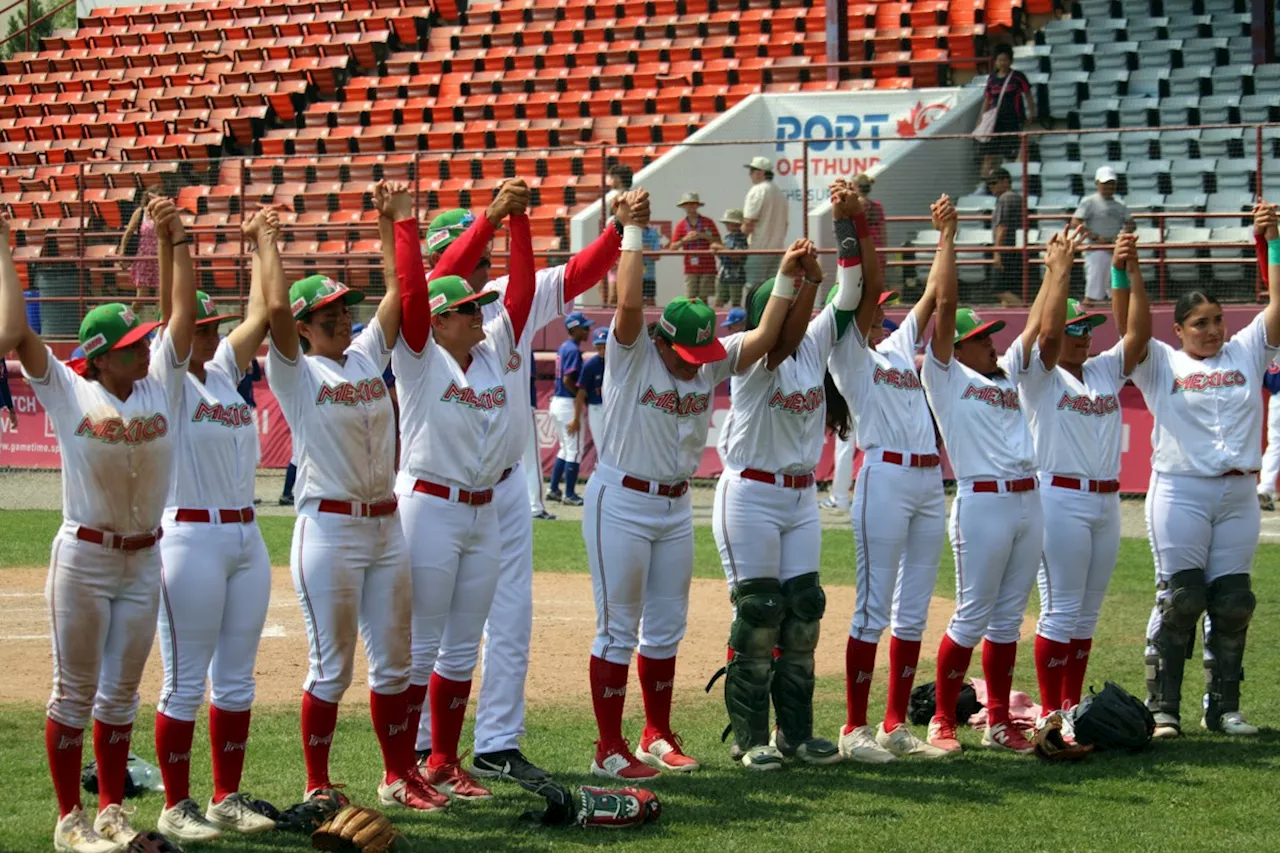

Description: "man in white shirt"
742 156 789 293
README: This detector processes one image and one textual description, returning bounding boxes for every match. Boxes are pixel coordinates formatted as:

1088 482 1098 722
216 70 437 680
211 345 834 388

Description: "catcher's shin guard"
1203 573 1255 728
1145 569 1207 718
771 573 826 745
724 578 785 751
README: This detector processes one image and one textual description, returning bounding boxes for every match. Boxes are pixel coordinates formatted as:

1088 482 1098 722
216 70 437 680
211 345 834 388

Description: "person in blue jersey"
547 311 594 506
1259 358 1280 511
574 327 608 456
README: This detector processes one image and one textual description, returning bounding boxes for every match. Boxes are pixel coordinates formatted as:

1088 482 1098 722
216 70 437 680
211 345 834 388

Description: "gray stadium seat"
1182 38 1228 68
1165 227 1211 284
1092 41 1138 73
955 230 992 286
1088 18 1127 41
1126 16 1169 43
1032 193 1082 214
1169 67 1211 98
1124 192 1166 226
1128 68 1169 99
1167 14 1213 40
955 194 996 215
1087 70 1130 99
1013 44 1051 63
1208 226 1253 284
1118 97 1158 127
1035 132 1077 163
1225 36 1252 57
1240 94 1278 123
1137 40 1183 71
1120 130 1159 160
1210 66 1253 98
1158 129 1201 159
1198 126 1244 159
1252 64 1280 91
1171 158 1215 194
1047 72 1090 120
1076 98 1119 129
1079 131 1119 162
1125 160 1171 194
1158 95 1200 126
1198 95 1240 125
1041 161 1083 196
1050 43 1095 73
1215 158 1255 193
1212 12 1251 34
1206 191 1255 225
1040 18 1087 47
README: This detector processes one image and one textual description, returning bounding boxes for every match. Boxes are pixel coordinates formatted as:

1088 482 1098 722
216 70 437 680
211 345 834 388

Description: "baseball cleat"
1202 711 1259 736
982 722 1036 754
1151 713 1182 739
378 772 450 812
545 490 564 503
1259 493 1275 512
733 744 786 771
562 494 585 507
926 717 963 753
158 798 222 842
818 497 847 512
278 495 294 506
877 723 951 759
591 740 662 780
836 725 895 764
532 510 557 521
205 793 276 834
93 804 139 847
636 732 700 772
54 806 123 853
471 749 552 787
423 761 494 800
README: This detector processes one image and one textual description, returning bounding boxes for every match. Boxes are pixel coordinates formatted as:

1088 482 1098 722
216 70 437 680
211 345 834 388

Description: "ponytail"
824 371 851 441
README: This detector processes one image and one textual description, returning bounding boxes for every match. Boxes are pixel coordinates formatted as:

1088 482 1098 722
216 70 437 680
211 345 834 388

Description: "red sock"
982 640 1018 726
45 718 84 817
155 713 195 808
369 689 411 782
637 654 677 739
884 636 922 732
93 720 133 808
843 637 878 731
1033 634 1071 717
403 682 428 755
426 673 471 769
300 692 338 794
1064 638 1093 707
589 655 629 746
933 634 974 724
209 706 251 803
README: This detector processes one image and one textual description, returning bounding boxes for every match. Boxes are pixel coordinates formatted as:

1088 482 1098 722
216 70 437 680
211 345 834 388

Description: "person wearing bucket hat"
582 186 798 781
714 209 749 308
147 207 286 843
710 180 874 773
918 207 1079 757
671 191 721 303
4 197 198 852
547 312 595 506
825 193 956 763
1011 232 1151 728
265 181 443 814
1127 200 1280 740
575 326 608 455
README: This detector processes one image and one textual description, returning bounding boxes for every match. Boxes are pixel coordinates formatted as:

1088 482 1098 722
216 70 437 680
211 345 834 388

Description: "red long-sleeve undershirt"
395 218 433 354
1256 231 1270 288
505 213 535 343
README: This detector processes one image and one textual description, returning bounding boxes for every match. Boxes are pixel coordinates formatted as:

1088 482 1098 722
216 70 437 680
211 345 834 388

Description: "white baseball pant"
829 436 854 510
46 526 162 728
588 403 603 457
850 456 946 643
1084 249 1110 302
157 515 271 720
583 465 693 666
290 507 412 704
1036 477 1121 644
712 468 820 586
946 485 1044 647
1259 396 1280 498
523 409 547 515
548 396 581 463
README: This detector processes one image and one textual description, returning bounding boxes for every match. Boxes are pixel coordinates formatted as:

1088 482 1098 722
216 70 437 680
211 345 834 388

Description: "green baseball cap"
953 307 1006 344
425 209 477 254
656 297 726 364
823 287 901 308
79 303 161 359
1065 297 1107 330
195 290 238 326
289 275 365 320
428 274 499 316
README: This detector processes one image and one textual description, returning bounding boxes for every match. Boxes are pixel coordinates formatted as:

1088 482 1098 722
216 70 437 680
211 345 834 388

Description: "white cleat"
737 745 786 772
158 798 222 842
1203 711 1259 736
93 804 139 847
838 725 897 764
54 807 123 853
205 792 276 834
1151 712 1182 739
876 723 951 759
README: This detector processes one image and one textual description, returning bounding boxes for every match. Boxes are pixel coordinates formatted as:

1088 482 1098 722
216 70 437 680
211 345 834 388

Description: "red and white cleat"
378 772 450 813
635 732 701 773
591 740 662 780
423 762 494 801
982 722 1036 754
926 716 963 754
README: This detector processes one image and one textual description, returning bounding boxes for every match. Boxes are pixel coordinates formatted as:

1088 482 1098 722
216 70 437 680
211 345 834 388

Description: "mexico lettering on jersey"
442 381 508 410
872 365 922 391
1172 370 1246 393
1056 392 1120 417
316 378 388 406
192 400 253 428
961 383 1021 410
639 386 710 416
768 385 824 414
75 413 169 444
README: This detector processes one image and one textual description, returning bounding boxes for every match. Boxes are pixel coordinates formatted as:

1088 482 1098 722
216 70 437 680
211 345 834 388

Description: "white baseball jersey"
24 330 188 532
393 307 520 491
829 311 936 454
266 322 396 505
1131 311 1279 476
718 305 837 474
600 325 744 483
921 343 1036 481
156 336 259 508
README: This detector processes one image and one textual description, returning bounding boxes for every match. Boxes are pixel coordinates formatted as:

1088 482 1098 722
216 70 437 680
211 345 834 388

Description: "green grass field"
2 510 1278 852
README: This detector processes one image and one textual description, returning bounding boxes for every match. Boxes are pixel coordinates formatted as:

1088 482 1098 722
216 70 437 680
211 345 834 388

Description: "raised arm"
428 180 529 282
150 197 196 362
928 197 959 364
735 240 809 372
561 197 629 302
388 183 431 353
262 207 298 361
368 182 404 348
505 209 536 343
835 180 885 340
1033 228 1081 371
223 208 278 372
1259 201 1280 346
0 216 24 356
611 190 648 347
765 227 825 370
1110 233 1151 374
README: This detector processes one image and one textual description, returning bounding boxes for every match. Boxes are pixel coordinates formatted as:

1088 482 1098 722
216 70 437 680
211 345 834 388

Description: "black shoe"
545 490 563 503
253 498 263 506
563 494 584 507
471 749 552 789
1260 493 1275 512
279 495 294 507
532 510 557 521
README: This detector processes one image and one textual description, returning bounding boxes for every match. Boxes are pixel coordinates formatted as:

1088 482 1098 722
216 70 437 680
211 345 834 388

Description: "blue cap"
882 317 899 333
592 328 608 345
565 311 594 330
352 323 366 335
721 307 747 327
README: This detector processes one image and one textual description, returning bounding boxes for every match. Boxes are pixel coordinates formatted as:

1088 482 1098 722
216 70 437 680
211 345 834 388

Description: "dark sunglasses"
442 301 480 317
1065 321 1092 338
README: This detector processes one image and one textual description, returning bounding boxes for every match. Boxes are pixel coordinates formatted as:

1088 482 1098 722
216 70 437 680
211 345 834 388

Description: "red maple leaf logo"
897 101 952 138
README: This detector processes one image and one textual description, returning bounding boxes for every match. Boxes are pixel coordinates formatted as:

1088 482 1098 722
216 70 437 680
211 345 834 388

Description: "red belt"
880 451 941 468
317 499 399 517
173 507 255 524
622 475 689 498
1049 476 1120 494
413 479 494 506
740 468 815 489
75 526 162 551
971 477 1037 494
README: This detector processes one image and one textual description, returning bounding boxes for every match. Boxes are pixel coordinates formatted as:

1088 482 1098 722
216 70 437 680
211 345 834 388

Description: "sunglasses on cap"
1065 321 1093 338
442 302 481 317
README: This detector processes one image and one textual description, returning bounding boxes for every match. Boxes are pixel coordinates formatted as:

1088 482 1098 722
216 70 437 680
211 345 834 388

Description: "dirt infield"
0 566 1014 707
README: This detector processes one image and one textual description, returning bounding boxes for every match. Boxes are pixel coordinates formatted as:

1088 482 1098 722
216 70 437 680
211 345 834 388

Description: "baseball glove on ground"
1071 681 1155 751
310 805 399 853
1033 712 1094 762
126 831 185 852
82 760 144 799
520 781 660 829
908 681 983 726
276 788 351 834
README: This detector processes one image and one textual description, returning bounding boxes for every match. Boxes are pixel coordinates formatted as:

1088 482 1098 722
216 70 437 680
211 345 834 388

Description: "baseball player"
920 200 1067 756
402 187 632 785
1020 233 1151 720
151 209 285 842
1261 360 1280 511
547 312 594 505
6 198 195 852
712 182 869 772
575 327 607 452
265 182 441 813
1131 201 1280 738
584 191 799 780
526 363 554 520
827 196 952 764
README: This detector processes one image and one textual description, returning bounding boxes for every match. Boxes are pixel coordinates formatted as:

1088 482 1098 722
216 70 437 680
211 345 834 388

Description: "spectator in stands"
853 174 887 250
0 357 16 430
1071 167 1135 307
671 192 721 302
988 167 1026 304
979 44 1035 178
743 156 789 292
713 208 749 307
118 189 160 307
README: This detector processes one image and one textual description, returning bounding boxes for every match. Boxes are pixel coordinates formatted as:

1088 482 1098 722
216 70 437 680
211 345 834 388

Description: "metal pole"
801 139 809 241
599 142 608 235
1020 133 1030 305
238 155 246 306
